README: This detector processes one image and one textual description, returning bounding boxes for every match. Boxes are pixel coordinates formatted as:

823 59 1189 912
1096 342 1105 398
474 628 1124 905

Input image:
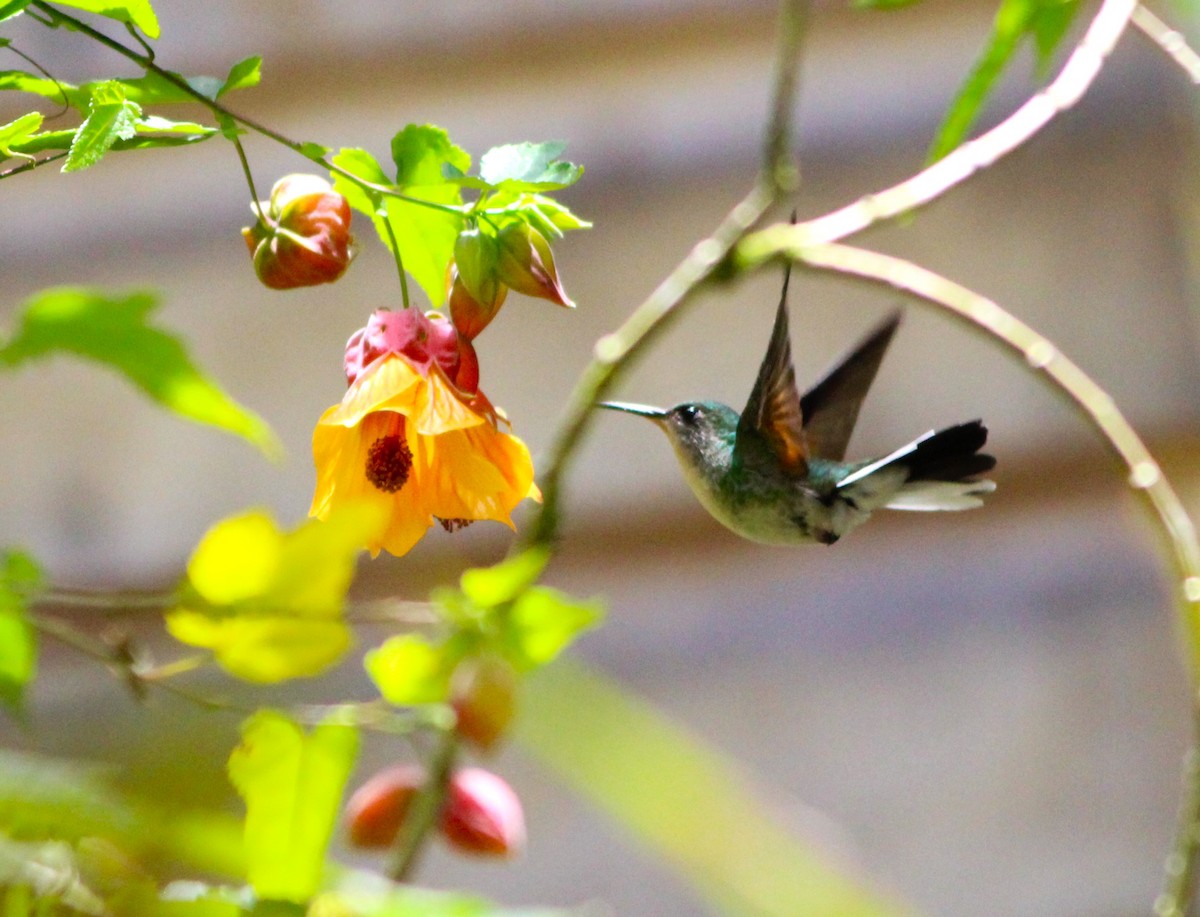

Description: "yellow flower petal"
319 356 422 428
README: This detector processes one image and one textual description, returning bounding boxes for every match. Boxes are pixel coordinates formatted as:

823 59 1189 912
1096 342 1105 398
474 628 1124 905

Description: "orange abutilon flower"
310 308 539 557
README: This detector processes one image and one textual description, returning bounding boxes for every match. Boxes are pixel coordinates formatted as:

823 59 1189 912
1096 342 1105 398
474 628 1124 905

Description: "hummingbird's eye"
676 405 701 425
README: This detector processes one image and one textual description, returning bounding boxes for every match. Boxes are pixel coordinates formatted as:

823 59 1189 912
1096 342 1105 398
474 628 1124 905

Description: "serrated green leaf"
64 81 142 172
52 0 160 38
520 662 908 917
167 505 379 683
219 55 262 97
331 141 464 307
0 287 280 457
460 548 550 609
364 634 456 706
478 141 583 193
0 111 41 161
503 586 602 672
0 550 40 713
228 710 358 904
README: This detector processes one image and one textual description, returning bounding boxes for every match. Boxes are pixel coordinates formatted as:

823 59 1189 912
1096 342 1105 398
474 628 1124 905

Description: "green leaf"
364 634 456 706
64 80 142 172
0 287 280 457
460 547 550 609
0 111 42 161
519 662 909 917
167 505 379 683
228 710 359 904
502 587 602 672
927 0 1080 163
0 550 41 713
0 69 86 110
0 2 33 22
51 0 160 38
219 56 262 97
478 141 583 192
134 114 217 136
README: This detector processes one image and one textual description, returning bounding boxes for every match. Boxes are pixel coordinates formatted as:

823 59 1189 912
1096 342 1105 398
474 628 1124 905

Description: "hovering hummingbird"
600 266 996 545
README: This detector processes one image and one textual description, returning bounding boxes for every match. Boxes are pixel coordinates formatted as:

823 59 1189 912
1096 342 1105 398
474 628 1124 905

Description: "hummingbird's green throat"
599 266 996 546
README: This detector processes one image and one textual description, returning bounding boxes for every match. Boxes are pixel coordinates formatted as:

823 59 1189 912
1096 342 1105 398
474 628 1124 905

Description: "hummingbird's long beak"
597 401 668 425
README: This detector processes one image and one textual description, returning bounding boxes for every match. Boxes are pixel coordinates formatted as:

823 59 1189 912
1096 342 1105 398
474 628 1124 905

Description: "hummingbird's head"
599 400 738 471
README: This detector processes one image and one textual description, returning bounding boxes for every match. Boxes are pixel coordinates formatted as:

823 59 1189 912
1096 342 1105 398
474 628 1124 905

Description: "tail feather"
836 420 996 512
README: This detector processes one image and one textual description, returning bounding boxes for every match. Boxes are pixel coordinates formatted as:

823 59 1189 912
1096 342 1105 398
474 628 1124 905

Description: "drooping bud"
345 764 424 849
440 768 525 857
343 309 466 388
453 228 504 308
242 174 354 290
494 221 574 308
450 655 518 752
448 267 508 341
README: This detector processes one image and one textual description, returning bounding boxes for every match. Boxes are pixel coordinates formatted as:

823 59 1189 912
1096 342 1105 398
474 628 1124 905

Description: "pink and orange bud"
242 174 354 290
448 267 508 341
451 656 518 752
345 764 424 849
342 308 478 394
494 221 574 309
440 768 525 857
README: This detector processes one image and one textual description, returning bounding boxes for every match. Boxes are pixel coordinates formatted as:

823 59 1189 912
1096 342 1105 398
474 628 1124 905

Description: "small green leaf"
167 505 379 683
478 140 583 192
0 287 280 457
64 81 142 172
503 586 603 672
460 548 550 609
0 111 42 161
133 113 216 136
0 69 86 111
0 550 41 712
364 634 456 706
219 56 262 97
228 710 359 904
52 0 160 38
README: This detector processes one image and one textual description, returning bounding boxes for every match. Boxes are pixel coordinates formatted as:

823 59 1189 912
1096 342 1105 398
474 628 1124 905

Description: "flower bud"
451 656 518 752
440 768 525 857
343 309 468 390
494 221 574 308
242 174 354 290
448 267 508 341
345 764 424 849
454 228 504 308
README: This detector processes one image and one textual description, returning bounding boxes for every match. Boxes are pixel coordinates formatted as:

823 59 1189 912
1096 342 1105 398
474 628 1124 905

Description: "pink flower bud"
343 309 478 393
448 267 508 341
451 656 518 752
242 174 354 290
494 221 574 308
345 764 424 849
440 768 525 857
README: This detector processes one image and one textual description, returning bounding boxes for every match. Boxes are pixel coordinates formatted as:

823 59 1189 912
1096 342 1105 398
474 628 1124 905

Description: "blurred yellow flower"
310 325 539 557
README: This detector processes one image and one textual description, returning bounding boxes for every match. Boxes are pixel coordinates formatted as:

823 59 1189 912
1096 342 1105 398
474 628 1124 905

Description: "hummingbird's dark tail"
836 420 996 512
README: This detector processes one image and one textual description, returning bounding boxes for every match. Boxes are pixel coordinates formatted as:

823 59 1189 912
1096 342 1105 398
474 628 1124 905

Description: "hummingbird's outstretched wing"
799 310 901 461
737 264 809 476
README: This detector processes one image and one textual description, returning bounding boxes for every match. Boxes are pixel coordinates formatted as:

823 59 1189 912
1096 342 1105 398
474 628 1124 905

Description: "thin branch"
388 726 459 882
523 0 808 547
792 0 1137 246
1132 4 1200 83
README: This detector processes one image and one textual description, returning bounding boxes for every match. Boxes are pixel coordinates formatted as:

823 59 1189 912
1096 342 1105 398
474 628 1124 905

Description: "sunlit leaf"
228 710 359 904
64 81 141 172
502 587 602 672
0 69 85 109
134 114 216 136
478 141 583 192
0 2 34 23
168 506 378 683
0 111 41 161
219 56 262 97
520 662 909 917
0 287 280 457
459 548 550 610
52 0 160 38
364 634 455 706
0 550 40 713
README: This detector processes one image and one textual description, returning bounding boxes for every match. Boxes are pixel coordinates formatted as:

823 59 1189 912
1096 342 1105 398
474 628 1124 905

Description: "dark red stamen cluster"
438 517 474 533
366 433 413 493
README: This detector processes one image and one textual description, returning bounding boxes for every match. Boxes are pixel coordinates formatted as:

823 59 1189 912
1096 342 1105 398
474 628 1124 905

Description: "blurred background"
3 0 1200 914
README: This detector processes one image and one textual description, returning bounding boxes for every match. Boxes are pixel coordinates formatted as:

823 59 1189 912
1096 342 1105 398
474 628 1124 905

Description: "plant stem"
523 0 808 548
381 211 412 309
388 726 459 882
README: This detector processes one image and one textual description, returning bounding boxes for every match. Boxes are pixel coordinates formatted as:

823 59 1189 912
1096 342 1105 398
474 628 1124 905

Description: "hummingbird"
600 266 996 546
